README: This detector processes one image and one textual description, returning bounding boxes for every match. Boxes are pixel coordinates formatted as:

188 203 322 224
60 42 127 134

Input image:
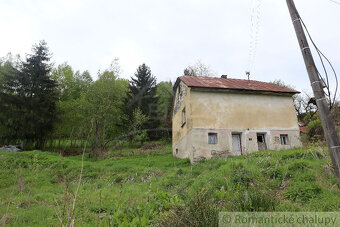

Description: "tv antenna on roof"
246 71 250 80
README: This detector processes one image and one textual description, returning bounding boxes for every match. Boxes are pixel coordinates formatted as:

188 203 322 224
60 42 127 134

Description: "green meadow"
0 144 339 226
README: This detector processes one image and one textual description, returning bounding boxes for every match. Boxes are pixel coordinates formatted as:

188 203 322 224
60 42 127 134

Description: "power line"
246 0 262 77
328 0 340 5
300 18 339 109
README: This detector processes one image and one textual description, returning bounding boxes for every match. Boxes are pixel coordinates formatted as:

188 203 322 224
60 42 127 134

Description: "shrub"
284 182 322 203
159 188 219 227
307 117 324 142
152 191 182 212
231 168 253 189
287 160 311 176
227 188 277 212
176 168 184 175
266 166 285 180
308 195 340 211
291 171 316 183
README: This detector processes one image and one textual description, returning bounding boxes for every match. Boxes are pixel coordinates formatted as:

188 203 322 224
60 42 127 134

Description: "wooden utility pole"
286 0 340 180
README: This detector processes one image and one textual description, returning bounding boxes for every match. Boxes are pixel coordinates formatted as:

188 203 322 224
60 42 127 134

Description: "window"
280 134 289 145
181 108 186 126
257 135 264 143
208 133 218 144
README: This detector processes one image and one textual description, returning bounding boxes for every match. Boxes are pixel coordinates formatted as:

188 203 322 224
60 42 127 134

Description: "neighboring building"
172 76 302 163
298 122 307 135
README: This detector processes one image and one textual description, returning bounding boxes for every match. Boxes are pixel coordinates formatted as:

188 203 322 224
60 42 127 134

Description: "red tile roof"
299 126 307 131
178 76 299 94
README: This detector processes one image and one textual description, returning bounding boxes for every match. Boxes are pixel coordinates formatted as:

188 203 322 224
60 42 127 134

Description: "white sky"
0 0 339 95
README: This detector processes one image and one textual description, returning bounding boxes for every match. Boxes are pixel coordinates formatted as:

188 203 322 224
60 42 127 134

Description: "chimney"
221 75 228 79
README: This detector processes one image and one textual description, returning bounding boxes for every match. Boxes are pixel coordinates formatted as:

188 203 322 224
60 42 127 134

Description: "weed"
159 188 219 227
0 146 339 225
231 168 253 189
284 182 322 203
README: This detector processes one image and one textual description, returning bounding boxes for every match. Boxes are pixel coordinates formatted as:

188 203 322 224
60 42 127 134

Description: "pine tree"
128 63 157 115
127 63 159 139
0 41 58 149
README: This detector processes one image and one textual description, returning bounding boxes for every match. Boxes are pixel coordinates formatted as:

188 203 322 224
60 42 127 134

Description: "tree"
0 41 58 149
183 60 216 77
50 63 93 150
51 63 93 101
331 101 340 127
155 81 173 139
128 63 157 115
0 54 20 144
130 108 149 145
83 70 129 160
127 63 159 139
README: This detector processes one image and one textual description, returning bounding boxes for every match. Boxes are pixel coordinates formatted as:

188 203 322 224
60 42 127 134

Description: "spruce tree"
128 63 159 139
0 41 58 149
128 63 157 115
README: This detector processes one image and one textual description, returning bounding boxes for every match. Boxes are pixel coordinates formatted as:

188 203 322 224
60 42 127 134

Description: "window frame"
181 108 186 127
280 134 289 145
208 133 218 145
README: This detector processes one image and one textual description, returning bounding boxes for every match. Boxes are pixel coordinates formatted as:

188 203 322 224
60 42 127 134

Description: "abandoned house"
172 76 302 163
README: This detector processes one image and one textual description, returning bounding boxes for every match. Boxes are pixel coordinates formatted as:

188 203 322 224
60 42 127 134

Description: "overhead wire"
299 18 339 109
245 0 338 107
246 0 262 77
328 0 340 5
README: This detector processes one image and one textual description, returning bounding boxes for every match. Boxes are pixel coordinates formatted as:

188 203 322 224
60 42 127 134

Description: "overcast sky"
1 0 339 95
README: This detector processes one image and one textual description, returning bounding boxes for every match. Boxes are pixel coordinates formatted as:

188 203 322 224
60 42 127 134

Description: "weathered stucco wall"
172 82 193 158
175 128 301 163
172 88 302 163
190 90 299 130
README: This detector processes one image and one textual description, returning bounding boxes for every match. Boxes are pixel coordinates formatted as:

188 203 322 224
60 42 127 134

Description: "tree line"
0 41 173 158
1 41 338 155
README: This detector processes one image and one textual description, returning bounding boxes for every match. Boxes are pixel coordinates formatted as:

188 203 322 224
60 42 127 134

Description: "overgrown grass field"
0 144 339 226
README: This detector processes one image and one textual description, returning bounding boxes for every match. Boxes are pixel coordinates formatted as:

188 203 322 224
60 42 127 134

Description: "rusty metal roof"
178 76 299 94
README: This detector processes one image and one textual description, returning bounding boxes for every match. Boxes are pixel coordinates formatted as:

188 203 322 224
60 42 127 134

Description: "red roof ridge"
180 75 285 84
177 76 299 94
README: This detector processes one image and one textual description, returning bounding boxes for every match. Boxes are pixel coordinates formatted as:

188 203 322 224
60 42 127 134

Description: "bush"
306 113 324 142
159 188 219 227
176 168 184 175
287 160 311 176
226 188 277 212
291 171 316 183
231 168 253 189
284 182 322 203
266 166 285 180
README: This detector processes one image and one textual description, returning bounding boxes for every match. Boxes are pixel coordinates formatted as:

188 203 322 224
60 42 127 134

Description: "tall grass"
0 145 339 226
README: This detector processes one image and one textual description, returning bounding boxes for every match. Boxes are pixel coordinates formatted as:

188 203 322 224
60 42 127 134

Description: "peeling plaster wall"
190 90 299 130
172 82 193 157
172 88 302 163
174 128 301 163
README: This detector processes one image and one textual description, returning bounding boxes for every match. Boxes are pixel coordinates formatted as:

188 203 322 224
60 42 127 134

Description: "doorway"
257 133 267 151
232 134 242 155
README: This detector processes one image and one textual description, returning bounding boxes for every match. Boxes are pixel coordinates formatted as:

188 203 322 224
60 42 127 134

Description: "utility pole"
286 0 340 180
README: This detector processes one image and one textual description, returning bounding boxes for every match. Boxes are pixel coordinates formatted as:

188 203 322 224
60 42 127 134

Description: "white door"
232 134 242 155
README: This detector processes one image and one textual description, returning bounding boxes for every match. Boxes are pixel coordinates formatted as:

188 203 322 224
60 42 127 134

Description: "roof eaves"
189 85 300 95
